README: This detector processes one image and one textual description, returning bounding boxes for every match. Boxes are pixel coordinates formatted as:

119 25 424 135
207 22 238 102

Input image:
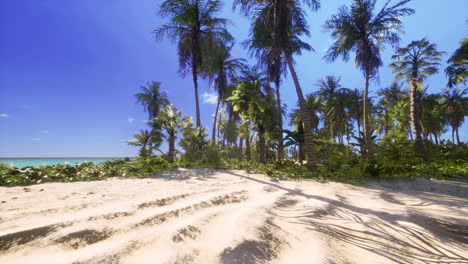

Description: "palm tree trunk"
212 97 221 143
258 125 266 163
275 80 284 160
168 135 175 163
408 123 414 140
285 55 317 172
299 144 304 165
434 133 439 145
238 137 244 161
452 127 455 143
356 118 361 137
410 80 427 160
191 58 201 128
456 127 460 145
245 131 251 161
363 72 374 159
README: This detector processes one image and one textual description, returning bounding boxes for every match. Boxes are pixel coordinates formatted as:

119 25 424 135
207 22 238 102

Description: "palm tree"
134 81 170 151
377 81 406 136
316 76 349 143
390 38 445 159
324 0 414 159
204 42 246 143
242 20 287 160
155 0 232 128
157 105 191 162
234 0 320 171
283 129 304 164
441 88 467 144
135 81 169 120
347 88 363 139
228 67 277 163
445 38 468 87
419 91 445 144
126 130 153 158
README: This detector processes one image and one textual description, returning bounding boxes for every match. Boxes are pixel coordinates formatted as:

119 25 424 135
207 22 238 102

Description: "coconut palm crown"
155 0 232 128
324 0 415 158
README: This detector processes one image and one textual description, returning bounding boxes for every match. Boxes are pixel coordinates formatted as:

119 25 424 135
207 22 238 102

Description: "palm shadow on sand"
152 168 219 181
224 170 468 264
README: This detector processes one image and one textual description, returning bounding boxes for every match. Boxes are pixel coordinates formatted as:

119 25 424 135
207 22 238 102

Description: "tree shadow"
152 168 219 181
224 171 468 264
362 178 468 209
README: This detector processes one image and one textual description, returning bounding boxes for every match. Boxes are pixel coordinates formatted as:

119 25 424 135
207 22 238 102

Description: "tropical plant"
126 130 154 158
228 67 278 163
445 38 468 87
155 0 232 127
157 105 191 162
441 88 467 144
390 38 445 159
134 81 170 150
179 117 209 162
134 81 170 120
283 129 304 164
376 81 407 137
235 0 321 171
316 76 350 143
204 42 246 143
324 0 414 159
242 19 287 160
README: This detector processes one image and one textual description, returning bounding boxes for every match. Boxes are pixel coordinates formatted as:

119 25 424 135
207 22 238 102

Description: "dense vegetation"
1 0 467 185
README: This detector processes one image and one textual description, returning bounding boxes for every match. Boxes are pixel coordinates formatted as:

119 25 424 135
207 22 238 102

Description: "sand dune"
1 168 467 264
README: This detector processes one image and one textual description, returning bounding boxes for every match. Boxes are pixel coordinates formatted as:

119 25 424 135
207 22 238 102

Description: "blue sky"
0 0 466 157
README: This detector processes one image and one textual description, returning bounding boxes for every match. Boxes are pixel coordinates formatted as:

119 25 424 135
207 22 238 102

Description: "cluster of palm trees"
127 82 191 162
137 0 467 169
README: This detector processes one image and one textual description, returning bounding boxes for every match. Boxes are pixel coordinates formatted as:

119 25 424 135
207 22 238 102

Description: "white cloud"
32 138 40 141
40 130 49 134
201 92 218 105
20 105 30 109
128 117 135 123
0 113 8 118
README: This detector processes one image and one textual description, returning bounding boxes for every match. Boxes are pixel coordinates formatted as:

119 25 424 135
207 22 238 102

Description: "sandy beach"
1 168 467 264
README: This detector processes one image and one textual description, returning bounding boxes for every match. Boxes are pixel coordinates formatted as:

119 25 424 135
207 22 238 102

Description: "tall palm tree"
324 0 414 159
157 105 191 162
234 0 321 171
441 88 467 144
390 38 445 159
155 0 232 128
135 81 169 120
204 42 246 143
134 81 170 151
126 130 153 158
242 19 288 160
445 38 468 87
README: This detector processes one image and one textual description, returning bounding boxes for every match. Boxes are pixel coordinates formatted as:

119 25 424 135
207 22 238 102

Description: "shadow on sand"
152 168 220 181
223 170 468 264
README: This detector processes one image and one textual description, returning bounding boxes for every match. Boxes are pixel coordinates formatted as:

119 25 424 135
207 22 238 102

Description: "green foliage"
198 144 224 169
0 158 175 186
179 124 209 162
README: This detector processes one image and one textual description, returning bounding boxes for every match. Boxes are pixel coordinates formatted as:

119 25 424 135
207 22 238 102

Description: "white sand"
1 168 467 264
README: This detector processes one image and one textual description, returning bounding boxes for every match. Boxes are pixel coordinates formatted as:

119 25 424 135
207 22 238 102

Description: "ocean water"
0 158 123 168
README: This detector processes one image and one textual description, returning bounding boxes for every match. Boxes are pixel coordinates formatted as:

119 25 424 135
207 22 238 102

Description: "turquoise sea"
0 158 124 168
